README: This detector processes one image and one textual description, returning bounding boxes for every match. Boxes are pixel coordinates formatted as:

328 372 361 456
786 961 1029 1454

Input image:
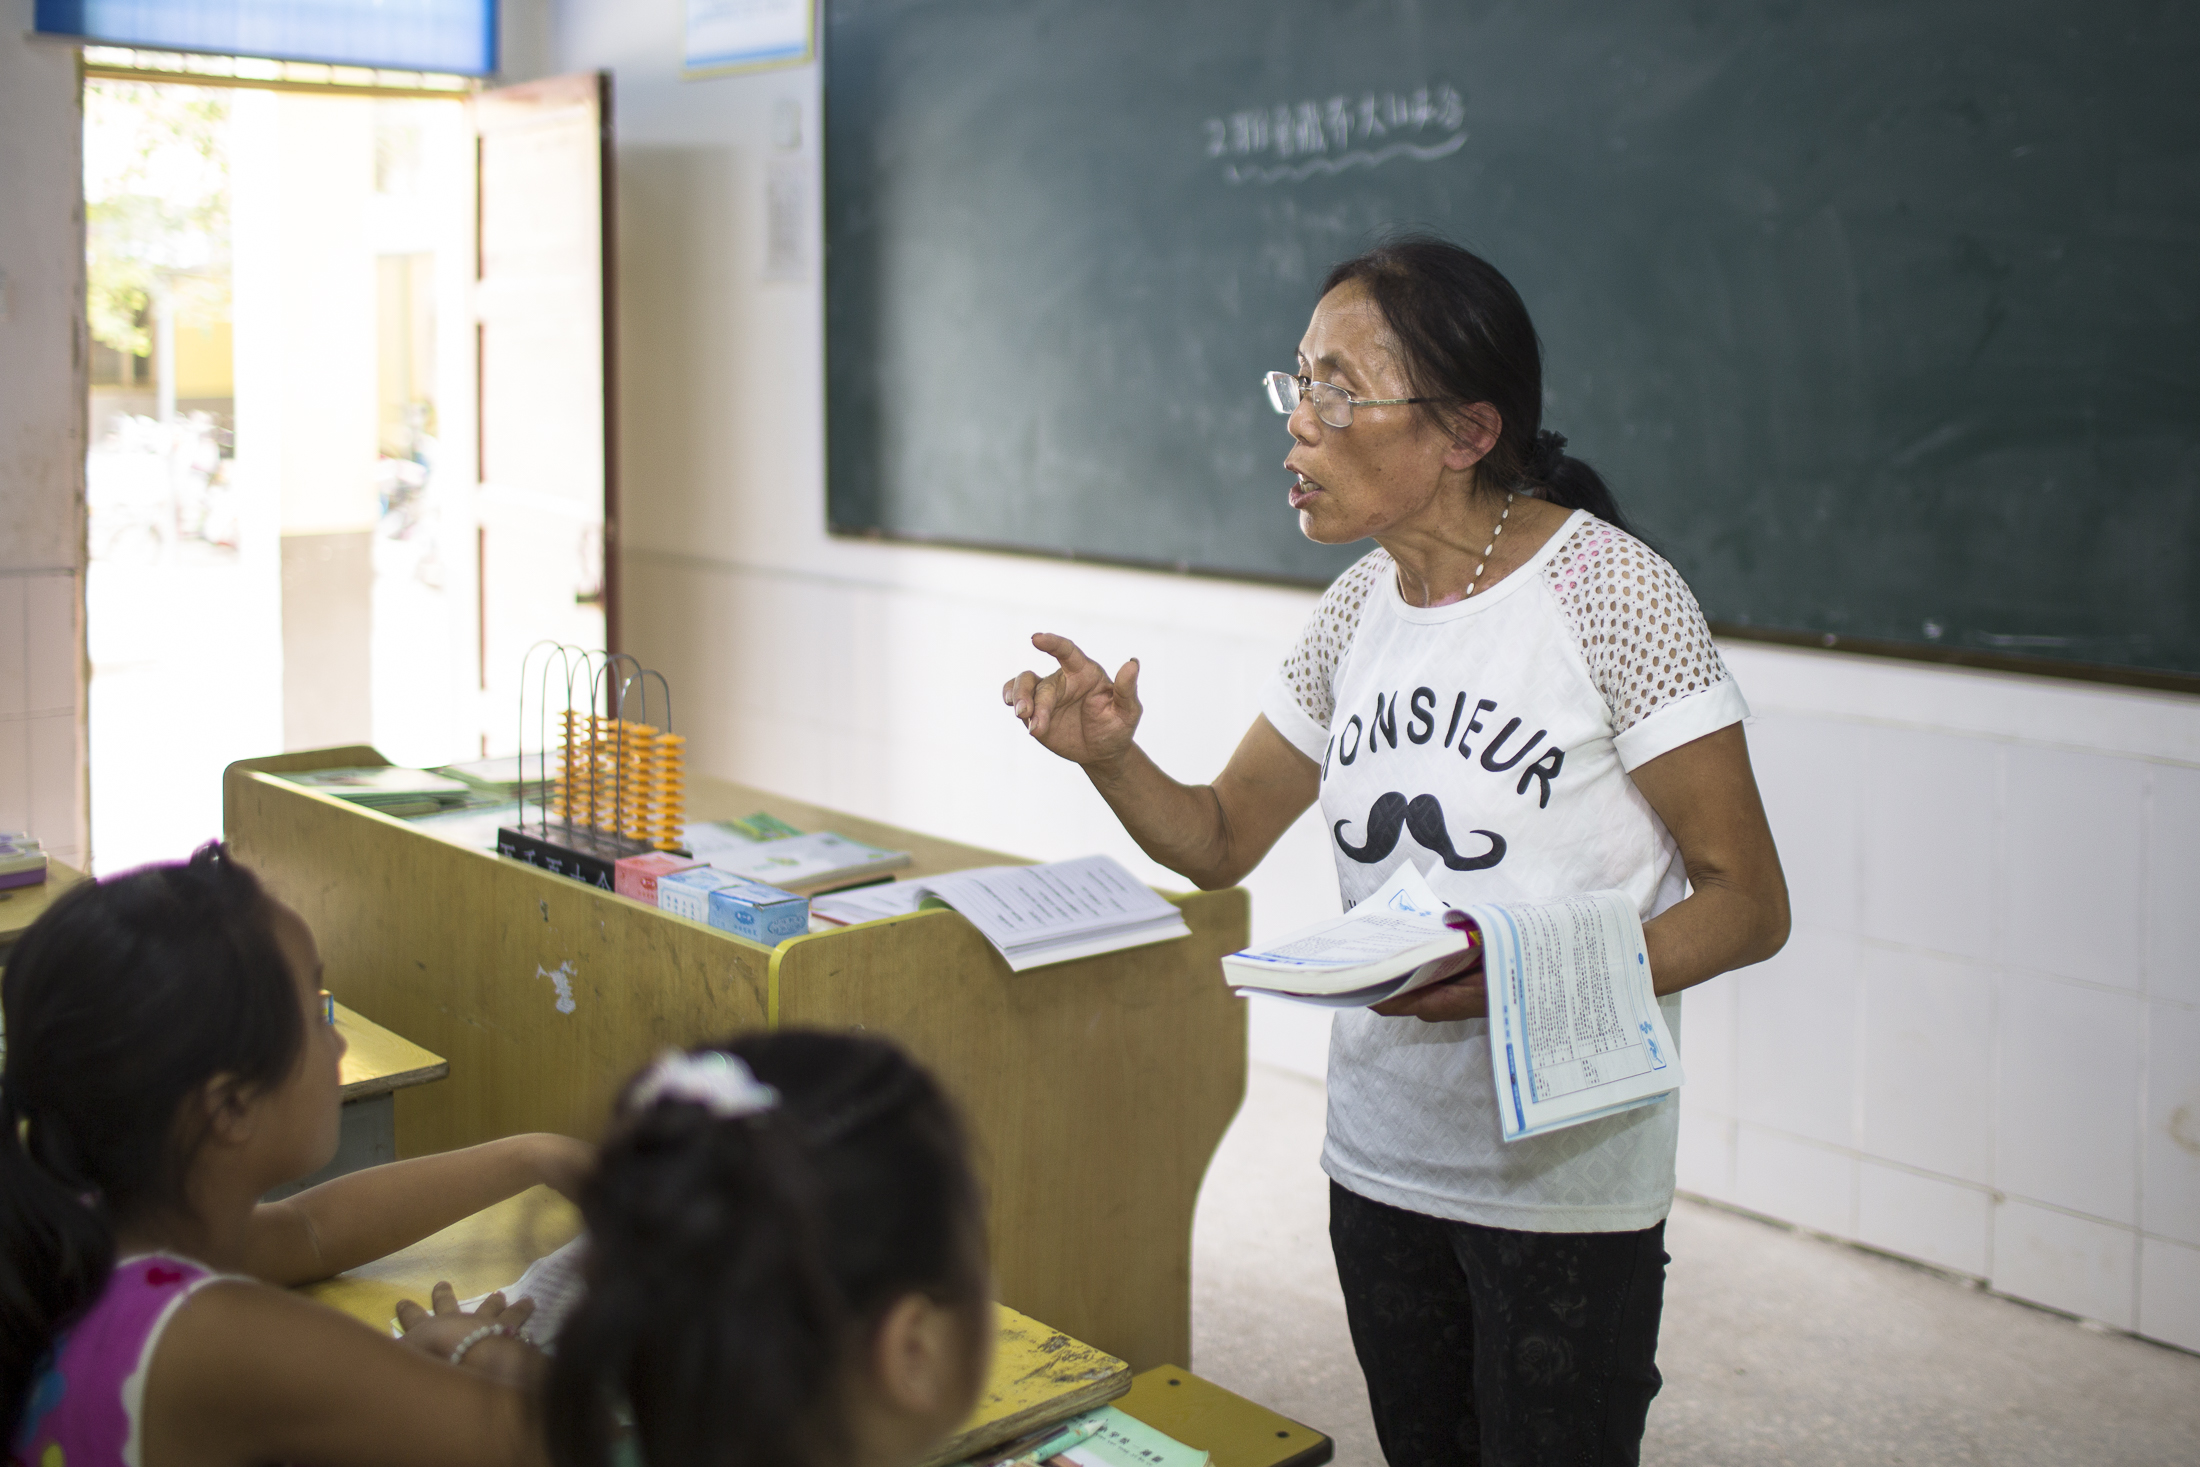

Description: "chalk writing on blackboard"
1204 86 1466 185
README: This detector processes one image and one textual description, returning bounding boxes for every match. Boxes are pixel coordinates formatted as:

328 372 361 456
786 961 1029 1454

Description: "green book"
1048 1407 1207 1467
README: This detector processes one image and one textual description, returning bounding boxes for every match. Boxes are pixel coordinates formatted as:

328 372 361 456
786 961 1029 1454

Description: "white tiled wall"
2 17 90 872
1679 643 2200 1353
0 571 85 869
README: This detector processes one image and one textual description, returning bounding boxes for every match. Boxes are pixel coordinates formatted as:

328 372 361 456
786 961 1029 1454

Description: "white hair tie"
630 1050 780 1120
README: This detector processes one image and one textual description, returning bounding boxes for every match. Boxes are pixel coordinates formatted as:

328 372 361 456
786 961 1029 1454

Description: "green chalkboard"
825 0 2200 680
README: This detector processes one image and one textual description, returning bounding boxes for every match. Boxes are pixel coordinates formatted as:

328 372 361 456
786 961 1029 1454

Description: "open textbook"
1224 866 1681 1140
810 855 1191 972
1221 864 1476 1007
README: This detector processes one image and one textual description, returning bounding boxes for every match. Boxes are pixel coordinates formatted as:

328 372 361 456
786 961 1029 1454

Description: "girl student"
3 843 592 1467
1004 237 1789 1464
544 1030 993 1467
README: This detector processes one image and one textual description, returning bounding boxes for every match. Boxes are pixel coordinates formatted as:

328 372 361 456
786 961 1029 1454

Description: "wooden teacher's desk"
227 747 1249 1371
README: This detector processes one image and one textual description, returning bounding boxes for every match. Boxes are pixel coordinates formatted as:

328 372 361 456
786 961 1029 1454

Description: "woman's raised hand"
1003 633 1143 767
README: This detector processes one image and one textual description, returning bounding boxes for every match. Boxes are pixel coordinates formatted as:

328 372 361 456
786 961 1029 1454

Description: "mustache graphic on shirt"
1333 792 1508 871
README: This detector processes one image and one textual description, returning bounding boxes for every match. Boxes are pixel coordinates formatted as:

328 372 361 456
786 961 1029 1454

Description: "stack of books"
283 767 484 820
0 832 48 890
682 817 911 891
432 755 552 804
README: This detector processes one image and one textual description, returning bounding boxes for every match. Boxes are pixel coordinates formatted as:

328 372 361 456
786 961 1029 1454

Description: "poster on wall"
684 0 813 76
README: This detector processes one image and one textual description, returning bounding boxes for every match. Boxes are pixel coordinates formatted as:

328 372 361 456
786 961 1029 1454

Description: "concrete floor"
1190 1064 2200 1467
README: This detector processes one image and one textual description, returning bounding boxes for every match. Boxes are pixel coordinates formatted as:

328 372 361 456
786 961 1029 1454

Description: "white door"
472 72 615 751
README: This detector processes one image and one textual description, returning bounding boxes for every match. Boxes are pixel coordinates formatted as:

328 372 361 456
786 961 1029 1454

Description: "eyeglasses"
1263 371 1431 429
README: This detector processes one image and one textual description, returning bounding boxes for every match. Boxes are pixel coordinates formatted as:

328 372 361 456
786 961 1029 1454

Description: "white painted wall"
0 10 88 869
543 3 2197 1351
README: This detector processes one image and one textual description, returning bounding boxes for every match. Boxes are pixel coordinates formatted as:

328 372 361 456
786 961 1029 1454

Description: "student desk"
303 1188 1330 1467
271 1004 451 1200
227 746 1248 1372
0 859 87 958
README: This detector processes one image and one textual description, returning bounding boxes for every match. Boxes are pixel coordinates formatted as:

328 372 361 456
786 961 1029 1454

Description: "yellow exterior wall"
173 316 233 398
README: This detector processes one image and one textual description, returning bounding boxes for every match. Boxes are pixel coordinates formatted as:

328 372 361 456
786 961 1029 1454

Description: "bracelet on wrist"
448 1322 515 1367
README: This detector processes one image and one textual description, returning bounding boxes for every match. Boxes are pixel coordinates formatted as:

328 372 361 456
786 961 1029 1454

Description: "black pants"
1329 1182 1667 1467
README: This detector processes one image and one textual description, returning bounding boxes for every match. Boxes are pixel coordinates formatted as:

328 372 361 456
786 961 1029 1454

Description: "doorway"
83 69 611 872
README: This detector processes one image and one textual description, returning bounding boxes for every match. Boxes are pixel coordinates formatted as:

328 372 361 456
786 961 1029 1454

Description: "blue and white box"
706 875 810 944
658 864 737 923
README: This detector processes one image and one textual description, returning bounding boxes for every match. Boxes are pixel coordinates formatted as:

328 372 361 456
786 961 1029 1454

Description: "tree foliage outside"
84 81 231 359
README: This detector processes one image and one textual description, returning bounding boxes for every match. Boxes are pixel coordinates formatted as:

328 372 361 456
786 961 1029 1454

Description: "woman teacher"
1002 238 1790 1466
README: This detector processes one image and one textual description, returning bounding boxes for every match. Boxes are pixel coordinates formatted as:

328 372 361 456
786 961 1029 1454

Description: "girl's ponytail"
547 1089 844 1467
547 1033 985 1467
0 844 301 1445
0 1081 115 1446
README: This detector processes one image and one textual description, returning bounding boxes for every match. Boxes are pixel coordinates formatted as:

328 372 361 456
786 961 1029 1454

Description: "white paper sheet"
454 1233 589 1351
924 856 1177 941
809 880 929 925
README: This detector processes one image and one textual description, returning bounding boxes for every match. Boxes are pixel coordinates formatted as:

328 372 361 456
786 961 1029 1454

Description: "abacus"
547 711 686 851
498 645 688 886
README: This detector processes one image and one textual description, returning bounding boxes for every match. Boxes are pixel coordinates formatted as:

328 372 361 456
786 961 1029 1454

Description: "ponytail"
546 1033 985 1467
1524 429 1636 537
1320 234 1639 538
0 1082 114 1444
0 844 301 1445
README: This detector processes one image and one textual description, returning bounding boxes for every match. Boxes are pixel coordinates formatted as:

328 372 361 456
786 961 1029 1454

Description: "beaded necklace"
1462 491 1515 598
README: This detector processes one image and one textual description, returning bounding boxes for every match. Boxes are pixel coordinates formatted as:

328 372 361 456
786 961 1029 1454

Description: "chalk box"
616 851 702 905
706 875 810 944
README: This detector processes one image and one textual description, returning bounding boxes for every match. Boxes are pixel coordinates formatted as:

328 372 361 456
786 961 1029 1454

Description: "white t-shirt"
1258 509 1749 1233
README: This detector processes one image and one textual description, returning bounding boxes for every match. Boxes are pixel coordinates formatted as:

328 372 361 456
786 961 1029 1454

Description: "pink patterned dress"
10 1255 224 1467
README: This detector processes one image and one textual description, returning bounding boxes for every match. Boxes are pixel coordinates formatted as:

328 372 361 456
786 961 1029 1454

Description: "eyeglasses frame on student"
1263 370 1433 429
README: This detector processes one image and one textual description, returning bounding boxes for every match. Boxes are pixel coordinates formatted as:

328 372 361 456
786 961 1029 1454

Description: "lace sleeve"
1277 550 1389 729
1543 521 1731 736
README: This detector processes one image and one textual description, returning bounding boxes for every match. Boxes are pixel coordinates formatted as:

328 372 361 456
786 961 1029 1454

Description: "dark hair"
1320 235 1635 535
546 1030 988 1467
0 843 303 1445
